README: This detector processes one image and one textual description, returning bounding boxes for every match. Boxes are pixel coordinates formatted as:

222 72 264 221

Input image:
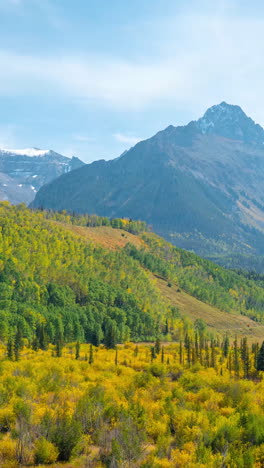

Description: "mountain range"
0 148 84 204
31 102 264 267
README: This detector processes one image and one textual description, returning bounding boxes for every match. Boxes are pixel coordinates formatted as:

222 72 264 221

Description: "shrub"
34 437 59 464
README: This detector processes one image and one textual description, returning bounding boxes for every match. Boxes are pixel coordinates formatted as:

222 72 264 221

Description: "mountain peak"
196 102 264 144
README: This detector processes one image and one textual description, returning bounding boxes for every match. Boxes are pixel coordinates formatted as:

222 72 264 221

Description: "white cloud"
113 133 142 146
1 7 264 123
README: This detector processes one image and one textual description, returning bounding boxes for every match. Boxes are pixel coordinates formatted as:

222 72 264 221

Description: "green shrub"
34 437 58 464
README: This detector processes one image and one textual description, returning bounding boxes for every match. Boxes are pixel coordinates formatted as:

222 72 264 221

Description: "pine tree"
89 344 93 364
32 336 39 352
210 340 216 368
256 341 264 371
223 334 229 357
75 341 80 360
154 338 161 354
233 336 240 378
195 332 199 361
161 347 164 364
55 338 63 357
115 349 118 366
14 328 23 361
104 323 117 349
7 337 13 360
38 325 48 351
179 341 183 365
151 346 156 362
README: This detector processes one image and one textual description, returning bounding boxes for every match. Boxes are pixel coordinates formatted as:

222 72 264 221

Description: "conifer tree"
75 341 80 360
134 345 139 357
32 336 39 352
7 337 13 360
223 334 229 357
55 338 63 357
104 322 117 349
89 344 93 364
161 346 164 364
14 328 23 361
179 341 183 365
256 341 264 371
38 325 48 351
154 338 161 354
233 336 240 378
210 340 216 368
151 346 156 362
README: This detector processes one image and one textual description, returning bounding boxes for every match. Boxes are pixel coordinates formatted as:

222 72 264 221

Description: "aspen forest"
0 203 264 467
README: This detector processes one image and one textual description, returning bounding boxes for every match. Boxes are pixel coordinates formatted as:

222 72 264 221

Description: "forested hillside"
1 204 264 467
0 203 171 349
1 203 263 351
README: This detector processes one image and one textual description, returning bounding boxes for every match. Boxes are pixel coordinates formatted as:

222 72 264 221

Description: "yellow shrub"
34 437 59 464
0 438 16 461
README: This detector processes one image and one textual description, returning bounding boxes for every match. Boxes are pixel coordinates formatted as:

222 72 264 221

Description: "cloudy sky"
0 0 264 162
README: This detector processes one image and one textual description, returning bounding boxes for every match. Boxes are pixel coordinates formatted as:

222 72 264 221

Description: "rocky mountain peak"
196 101 264 144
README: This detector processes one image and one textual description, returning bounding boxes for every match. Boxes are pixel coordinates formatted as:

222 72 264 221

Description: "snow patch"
0 148 50 157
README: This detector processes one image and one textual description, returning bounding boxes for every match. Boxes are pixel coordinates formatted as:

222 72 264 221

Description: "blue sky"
0 0 264 163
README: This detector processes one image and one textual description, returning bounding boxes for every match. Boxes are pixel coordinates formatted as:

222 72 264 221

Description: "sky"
0 0 264 163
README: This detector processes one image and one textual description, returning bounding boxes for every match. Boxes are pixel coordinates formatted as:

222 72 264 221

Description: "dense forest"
0 203 171 349
1 204 264 467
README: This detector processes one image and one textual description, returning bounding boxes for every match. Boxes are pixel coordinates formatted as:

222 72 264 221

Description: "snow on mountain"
0 148 50 157
0 148 85 205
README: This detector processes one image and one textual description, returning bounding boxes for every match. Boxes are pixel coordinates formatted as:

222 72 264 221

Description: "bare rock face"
0 148 84 204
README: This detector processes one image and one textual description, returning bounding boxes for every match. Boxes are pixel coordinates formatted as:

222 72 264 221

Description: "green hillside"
0 203 264 351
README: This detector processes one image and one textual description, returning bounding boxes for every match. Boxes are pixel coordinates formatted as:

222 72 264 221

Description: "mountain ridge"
0 148 84 204
31 102 264 267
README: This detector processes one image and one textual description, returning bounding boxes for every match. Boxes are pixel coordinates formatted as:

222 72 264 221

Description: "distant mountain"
0 148 84 204
31 103 264 264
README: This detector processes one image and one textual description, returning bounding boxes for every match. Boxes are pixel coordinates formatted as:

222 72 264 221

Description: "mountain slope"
1 204 264 345
31 102 264 263
0 148 84 204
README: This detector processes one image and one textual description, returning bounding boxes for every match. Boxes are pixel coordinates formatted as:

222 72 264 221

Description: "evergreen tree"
88 344 93 364
154 338 161 354
14 328 23 361
179 341 183 365
75 341 80 360
233 336 240 378
256 341 264 371
164 318 169 335
38 324 48 351
7 337 13 360
55 338 63 357
32 336 39 352
161 346 164 364
104 322 117 349
223 334 229 357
